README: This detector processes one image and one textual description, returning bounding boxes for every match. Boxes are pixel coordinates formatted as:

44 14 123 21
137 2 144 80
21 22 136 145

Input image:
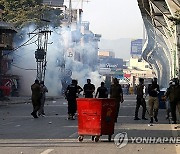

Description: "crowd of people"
134 77 180 124
64 78 124 121
30 77 180 124
134 78 160 123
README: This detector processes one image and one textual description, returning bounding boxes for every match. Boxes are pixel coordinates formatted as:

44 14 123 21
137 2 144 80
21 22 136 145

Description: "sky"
65 0 144 40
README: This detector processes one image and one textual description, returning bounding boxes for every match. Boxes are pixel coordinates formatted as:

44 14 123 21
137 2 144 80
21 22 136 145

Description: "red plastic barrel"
77 98 116 142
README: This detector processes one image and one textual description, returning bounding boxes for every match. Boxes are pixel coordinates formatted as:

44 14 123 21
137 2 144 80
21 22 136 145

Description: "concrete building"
123 67 155 87
0 5 18 97
56 3 101 92
129 57 151 71
123 57 155 87
98 50 124 78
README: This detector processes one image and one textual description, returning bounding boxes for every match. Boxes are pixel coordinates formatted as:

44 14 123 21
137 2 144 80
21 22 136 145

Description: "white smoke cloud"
10 26 37 96
11 24 102 96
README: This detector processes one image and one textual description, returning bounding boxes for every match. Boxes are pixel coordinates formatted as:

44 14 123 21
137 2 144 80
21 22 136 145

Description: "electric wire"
13 34 38 51
2 34 38 57
11 63 36 71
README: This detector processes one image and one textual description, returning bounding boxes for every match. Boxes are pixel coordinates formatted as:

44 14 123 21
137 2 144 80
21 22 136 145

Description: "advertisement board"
131 39 143 55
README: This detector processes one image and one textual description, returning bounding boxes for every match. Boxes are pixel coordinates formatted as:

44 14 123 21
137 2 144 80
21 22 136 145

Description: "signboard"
114 74 124 79
131 39 143 55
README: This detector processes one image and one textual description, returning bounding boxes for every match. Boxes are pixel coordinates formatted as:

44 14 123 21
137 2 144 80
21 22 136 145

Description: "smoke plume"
11 24 102 96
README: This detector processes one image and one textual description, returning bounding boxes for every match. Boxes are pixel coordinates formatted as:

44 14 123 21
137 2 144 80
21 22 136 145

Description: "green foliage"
0 0 63 29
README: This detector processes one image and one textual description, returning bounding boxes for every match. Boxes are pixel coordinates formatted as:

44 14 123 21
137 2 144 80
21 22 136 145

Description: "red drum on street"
77 98 116 142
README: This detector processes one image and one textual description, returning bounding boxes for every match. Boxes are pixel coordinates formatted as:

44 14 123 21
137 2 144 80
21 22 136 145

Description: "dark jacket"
31 83 41 105
110 83 123 102
66 84 82 100
166 85 180 102
148 84 160 97
96 86 108 98
83 83 95 98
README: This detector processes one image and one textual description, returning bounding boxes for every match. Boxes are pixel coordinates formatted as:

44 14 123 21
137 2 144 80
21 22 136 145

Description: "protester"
83 79 95 98
95 82 108 98
134 78 148 120
110 78 124 122
165 78 180 124
38 81 48 117
148 78 160 123
65 79 83 120
31 79 41 118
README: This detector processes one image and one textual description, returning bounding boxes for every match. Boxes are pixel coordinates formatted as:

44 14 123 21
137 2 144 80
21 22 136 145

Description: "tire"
78 136 83 142
95 136 100 142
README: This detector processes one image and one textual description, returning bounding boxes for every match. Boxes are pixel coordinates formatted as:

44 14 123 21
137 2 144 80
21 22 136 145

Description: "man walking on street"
148 78 160 123
31 80 41 118
110 78 124 122
65 79 83 120
134 78 148 120
38 81 48 117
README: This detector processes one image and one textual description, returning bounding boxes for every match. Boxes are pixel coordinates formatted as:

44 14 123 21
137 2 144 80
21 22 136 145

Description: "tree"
0 0 63 29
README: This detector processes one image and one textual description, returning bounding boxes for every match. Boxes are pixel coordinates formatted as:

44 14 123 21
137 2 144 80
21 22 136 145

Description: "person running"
83 79 95 98
134 78 148 120
110 78 124 122
95 82 108 98
148 78 160 123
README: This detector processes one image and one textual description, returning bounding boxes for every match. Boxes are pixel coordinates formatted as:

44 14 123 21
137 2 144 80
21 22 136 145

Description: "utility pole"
30 19 52 82
81 0 83 9
68 0 72 25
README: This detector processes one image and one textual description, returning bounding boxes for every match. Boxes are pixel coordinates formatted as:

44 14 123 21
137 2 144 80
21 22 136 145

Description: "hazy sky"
65 0 144 40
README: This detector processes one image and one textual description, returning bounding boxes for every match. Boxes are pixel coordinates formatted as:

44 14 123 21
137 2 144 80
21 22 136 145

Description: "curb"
0 96 65 106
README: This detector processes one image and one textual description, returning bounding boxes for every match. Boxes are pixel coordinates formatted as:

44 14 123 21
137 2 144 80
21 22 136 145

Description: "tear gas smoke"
11 25 102 96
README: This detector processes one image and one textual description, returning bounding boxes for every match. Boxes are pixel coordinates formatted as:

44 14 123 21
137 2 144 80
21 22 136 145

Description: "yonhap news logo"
114 132 180 148
114 132 128 148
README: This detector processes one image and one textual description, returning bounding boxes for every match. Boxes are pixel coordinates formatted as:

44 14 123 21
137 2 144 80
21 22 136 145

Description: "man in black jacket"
110 78 124 122
31 80 41 118
95 82 108 98
65 79 83 120
148 78 160 123
134 78 148 120
83 79 95 98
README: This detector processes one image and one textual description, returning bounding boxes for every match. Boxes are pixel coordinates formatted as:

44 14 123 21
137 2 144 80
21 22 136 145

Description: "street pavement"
0 95 179 154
